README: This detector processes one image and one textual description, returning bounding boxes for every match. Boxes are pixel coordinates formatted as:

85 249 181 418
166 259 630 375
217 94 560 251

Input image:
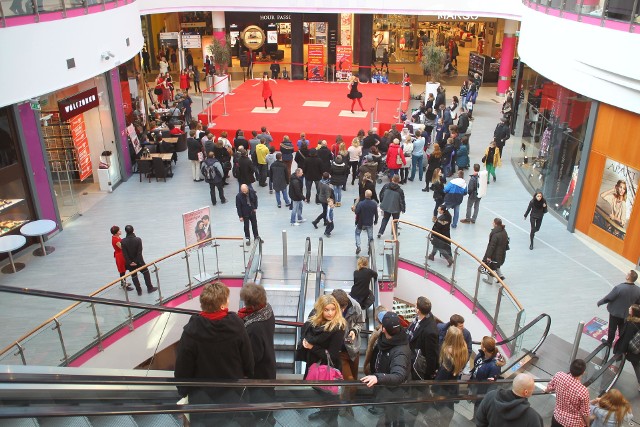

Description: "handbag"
305 350 343 395
154 87 162 95
396 153 403 165
478 259 499 275
361 291 375 311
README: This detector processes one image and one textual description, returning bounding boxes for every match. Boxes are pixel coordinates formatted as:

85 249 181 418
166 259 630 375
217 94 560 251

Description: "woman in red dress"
252 72 277 109
154 74 165 105
179 69 189 95
111 226 133 291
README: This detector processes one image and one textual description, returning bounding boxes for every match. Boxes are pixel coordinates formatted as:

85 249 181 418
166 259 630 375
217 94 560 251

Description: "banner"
127 124 142 154
182 206 212 249
335 46 352 82
69 115 93 181
307 44 325 81
592 159 638 240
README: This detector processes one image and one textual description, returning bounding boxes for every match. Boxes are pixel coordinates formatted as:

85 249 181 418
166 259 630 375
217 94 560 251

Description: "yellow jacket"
256 143 269 165
483 146 501 167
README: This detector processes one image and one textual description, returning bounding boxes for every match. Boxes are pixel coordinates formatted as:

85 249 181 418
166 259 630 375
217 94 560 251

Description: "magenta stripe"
71 278 243 367
562 11 580 21
547 8 561 17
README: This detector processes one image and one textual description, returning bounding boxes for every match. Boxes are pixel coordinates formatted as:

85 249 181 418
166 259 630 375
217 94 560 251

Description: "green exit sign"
30 100 41 111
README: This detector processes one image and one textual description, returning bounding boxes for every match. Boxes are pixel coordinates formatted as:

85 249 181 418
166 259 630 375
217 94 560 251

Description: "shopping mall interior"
0 0 639 425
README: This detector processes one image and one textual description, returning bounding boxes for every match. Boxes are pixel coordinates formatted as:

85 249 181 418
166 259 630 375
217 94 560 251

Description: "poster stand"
193 247 213 282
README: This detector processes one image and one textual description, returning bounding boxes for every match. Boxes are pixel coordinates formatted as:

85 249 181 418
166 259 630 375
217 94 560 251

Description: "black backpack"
202 159 222 184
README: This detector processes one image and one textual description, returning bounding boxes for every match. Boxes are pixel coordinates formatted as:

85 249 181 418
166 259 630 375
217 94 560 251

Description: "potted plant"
421 42 447 100
207 36 232 94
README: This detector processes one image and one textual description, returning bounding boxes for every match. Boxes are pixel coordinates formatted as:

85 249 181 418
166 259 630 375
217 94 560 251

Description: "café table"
0 234 27 273
20 219 57 256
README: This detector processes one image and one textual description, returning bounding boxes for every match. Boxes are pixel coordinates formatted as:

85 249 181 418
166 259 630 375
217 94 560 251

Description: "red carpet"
197 80 411 148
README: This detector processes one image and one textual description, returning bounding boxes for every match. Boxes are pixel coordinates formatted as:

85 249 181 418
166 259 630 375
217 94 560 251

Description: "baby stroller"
443 60 458 77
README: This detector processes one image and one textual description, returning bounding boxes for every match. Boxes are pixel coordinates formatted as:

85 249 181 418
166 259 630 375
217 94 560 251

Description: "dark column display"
357 14 373 82
326 14 339 71
291 13 304 80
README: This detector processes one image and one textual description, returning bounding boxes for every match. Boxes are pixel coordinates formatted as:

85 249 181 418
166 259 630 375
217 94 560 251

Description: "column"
497 20 518 95
357 14 373 82
291 14 304 80
212 11 226 42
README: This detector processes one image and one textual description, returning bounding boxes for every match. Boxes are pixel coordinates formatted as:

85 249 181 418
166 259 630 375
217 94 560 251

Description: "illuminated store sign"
437 14 479 20
58 87 99 121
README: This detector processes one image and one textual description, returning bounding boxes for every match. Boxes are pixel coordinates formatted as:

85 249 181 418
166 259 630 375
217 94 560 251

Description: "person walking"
255 139 269 187
524 191 548 250
350 257 378 311
280 136 295 175
329 155 349 206
545 359 590 427
236 184 260 246
300 294 346 426
120 225 158 296
174 281 254 426
110 225 133 291
312 172 334 229
423 144 442 192
589 389 633 427
269 153 291 208
475 373 543 427
354 190 378 255
347 139 362 185
304 148 323 204
428 205 454 267
324 198 335 237
429 167 446 222
461 164 482 224
598 270 640 346
187 129 203 182
408 130 425 182
482 140 501 184
358 171 379 203
613 304 640 394
386 138 405 179
236 147 256 191
289 168 306 226
482 218 509 282
377 175 405 238
493 117 511 158
360 311 411 426
444 170 467 228
192 66 201 94
200 151 226 205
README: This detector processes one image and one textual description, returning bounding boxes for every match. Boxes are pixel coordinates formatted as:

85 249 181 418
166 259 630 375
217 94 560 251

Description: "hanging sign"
182 34 202 49
307 44 325 82
335 46 352 82
58 87 99 121
69 115 93 181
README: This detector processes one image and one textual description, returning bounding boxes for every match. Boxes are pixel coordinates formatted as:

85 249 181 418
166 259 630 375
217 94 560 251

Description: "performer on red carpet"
253 72 278 109
347 75 365 113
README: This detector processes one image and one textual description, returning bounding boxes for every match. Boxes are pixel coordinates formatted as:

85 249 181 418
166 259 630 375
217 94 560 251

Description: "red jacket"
386 143 405 170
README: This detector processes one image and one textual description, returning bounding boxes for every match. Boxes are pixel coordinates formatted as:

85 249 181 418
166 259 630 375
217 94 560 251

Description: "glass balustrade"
0 0 134 21
523 0 639 32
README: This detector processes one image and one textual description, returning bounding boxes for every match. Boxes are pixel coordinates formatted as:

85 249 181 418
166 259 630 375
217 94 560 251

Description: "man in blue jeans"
354 190 378 254
288 168 306 226
443 170 467 228
408 130 425 182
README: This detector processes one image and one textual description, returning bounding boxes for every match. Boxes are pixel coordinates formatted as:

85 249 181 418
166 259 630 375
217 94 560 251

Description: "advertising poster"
592 159 638 240
69 115 93 181
340 13 352 46
335 46 352 82
583 317 608 341
182 206 212 249
307 44 325 81
127 124 142 154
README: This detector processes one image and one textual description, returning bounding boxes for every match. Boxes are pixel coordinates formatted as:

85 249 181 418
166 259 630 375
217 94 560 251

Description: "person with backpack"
598 271 640 347
613 304 640 393
200 151 226 205
461 164 482 224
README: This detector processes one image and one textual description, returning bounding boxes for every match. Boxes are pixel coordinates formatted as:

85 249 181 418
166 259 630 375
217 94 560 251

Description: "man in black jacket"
236 148 256 191
175 281 254 426
377 175 406 238
304 148 323 203
288 168 306 225
361 311 411 426
236 184 260 245
120 225 158 296
316 141 334 174
493 117 510 157
407 296 439 381
476 373 543 427
457 111 470 135
354 190 379 255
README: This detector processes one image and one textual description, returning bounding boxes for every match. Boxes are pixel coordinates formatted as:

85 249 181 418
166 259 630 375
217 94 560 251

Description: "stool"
20 219 57 256
0 235 27 274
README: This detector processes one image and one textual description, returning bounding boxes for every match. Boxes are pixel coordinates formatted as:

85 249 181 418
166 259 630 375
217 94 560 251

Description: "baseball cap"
378 311 401 332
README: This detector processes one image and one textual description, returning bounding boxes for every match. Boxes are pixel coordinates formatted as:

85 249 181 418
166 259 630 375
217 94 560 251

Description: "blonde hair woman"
350 256 378 310
433 326 468 425
300 294 346 423
590 388 632 427
347 137 362 185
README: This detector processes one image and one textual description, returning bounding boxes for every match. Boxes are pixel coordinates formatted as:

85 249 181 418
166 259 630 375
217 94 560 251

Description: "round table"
0 235 27 274
20 220 57 257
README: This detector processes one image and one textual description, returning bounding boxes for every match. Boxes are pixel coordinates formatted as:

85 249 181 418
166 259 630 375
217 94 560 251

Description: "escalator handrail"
242 238 262 284
368 239 380 310
295 237 313 357
582 342 610 368
583 352 626 393
315 237 324 300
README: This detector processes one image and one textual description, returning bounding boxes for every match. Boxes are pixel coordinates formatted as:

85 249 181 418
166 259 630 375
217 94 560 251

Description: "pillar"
291 14 304 80
497 20 518 95
357 14 373 82
212 11 226 42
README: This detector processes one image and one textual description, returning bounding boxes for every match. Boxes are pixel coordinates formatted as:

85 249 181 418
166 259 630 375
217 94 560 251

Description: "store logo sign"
58 87 99 121
259 14 291 21
437 14 479 20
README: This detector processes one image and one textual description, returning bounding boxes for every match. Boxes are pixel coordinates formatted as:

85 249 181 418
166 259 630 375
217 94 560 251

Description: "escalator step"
132 414 181 427
38 417 91 427
2 419 40 427
87 415 138 427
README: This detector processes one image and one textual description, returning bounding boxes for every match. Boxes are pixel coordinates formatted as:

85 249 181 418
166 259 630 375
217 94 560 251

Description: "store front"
39 74 123 223
0 106 37 245
511 64 593 225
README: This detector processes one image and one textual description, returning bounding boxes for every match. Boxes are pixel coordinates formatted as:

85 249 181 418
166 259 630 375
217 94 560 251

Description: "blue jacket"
443 177 467 207
437 322 473 358
355 199 378 228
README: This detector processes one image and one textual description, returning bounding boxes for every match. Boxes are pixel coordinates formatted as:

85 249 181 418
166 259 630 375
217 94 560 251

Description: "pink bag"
306 350 343 395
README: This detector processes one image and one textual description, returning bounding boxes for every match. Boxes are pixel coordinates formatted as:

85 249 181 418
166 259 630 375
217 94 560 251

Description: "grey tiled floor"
0 81 630 362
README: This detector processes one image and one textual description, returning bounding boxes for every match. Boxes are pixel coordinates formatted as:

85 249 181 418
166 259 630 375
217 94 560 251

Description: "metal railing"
315 237 325 300
0 0 135 26
0 235 251 367
381 219 525 342
522 0 639 32
242 237 263 285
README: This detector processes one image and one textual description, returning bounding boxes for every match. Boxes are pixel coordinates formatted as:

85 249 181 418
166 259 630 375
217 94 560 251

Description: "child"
265 146 278 193
325 198 335 237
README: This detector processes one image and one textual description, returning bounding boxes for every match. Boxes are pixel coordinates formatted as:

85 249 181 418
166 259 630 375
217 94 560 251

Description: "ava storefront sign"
437 14 479 20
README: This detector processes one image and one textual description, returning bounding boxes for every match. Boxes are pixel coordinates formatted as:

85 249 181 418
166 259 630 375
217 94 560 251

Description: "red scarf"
200 308 228 321
237 304 265 319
